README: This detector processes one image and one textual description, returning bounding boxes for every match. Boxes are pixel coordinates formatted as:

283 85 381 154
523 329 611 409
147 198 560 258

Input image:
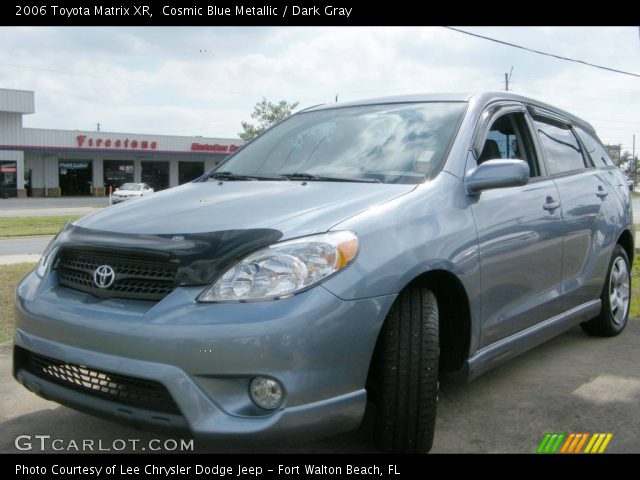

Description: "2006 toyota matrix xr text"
14 92 635 453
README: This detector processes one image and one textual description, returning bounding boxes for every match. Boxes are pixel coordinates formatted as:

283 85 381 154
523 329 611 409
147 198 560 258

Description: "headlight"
198 231 358 302
36 241 59 278
35 222 71 278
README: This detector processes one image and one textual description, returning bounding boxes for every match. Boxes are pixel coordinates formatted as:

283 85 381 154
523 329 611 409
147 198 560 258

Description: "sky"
0 26 638 152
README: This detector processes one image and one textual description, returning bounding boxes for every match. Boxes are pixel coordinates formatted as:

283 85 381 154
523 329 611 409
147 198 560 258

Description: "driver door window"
479 113 540 178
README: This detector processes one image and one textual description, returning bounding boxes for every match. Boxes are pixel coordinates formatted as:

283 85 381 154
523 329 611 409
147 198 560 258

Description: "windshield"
213 102 467 184
119 183 142 190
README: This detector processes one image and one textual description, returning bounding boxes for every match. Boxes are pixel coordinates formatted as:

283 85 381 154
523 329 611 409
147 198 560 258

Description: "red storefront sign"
191 143 240 154
76 135 158 150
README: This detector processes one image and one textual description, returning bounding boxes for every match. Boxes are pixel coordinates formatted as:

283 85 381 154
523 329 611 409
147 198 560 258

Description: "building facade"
0 88 241 198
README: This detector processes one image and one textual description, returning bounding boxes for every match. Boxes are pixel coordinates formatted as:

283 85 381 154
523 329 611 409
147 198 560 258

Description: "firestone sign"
73 135 239 154
76 135 158 150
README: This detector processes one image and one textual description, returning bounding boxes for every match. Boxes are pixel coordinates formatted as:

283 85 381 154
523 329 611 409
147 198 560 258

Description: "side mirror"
465 159 530 194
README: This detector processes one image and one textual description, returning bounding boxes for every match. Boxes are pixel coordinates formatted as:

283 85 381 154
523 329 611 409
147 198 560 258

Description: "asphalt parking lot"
1 195 639 453
2 320 639 453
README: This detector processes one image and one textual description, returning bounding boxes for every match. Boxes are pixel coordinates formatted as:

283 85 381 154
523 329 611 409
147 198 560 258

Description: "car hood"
79 180 417 237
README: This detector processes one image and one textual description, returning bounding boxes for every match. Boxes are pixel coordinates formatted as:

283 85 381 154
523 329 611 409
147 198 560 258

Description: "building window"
0 160 18 198
141 161 170 191
179 161 204 185
59 160 92 196
104 160 134 193
0 161 18 198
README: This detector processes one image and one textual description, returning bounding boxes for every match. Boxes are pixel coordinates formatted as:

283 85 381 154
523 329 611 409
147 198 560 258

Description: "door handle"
543 197 561 211
596 186 608 198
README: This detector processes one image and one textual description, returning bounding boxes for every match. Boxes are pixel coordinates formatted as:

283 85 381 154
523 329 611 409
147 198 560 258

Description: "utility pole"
633 134 637 187
335 93 338 103
97 123 100 132
504 66 513 91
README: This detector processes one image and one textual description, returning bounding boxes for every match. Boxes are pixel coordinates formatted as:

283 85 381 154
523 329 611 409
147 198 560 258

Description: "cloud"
0 27 637 148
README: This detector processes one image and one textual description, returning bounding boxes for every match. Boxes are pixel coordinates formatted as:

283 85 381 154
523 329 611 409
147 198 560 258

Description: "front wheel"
581 245 631 337
370 285 439 453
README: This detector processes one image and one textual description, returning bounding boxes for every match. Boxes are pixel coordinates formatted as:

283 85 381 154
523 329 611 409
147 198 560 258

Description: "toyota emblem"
93 265 116 289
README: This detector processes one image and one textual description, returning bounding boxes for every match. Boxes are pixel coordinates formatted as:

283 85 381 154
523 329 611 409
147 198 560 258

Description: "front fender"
323 171 481 353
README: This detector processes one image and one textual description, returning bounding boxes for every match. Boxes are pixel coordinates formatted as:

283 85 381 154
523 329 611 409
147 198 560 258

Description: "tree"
239 98 299 142
605 144 622 166
620 151 633 172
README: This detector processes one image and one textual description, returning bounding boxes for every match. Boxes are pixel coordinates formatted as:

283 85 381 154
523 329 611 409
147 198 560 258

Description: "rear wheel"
581 245 631 337
370 285 439 453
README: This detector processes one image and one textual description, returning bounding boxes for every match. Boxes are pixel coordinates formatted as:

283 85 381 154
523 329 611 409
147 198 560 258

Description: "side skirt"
447 299 601 383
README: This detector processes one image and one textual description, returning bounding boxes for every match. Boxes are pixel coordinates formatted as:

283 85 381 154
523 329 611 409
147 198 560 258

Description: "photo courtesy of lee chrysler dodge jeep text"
14 92 635 453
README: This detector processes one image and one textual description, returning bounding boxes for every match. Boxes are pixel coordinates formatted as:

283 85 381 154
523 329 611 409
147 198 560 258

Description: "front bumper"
14 270 396 441
110 196 135 204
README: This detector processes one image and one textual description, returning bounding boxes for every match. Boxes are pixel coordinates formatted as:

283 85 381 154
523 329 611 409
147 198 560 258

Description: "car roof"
302 91 596 134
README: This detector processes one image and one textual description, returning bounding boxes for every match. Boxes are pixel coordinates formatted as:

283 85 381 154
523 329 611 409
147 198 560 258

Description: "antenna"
504 66 513 91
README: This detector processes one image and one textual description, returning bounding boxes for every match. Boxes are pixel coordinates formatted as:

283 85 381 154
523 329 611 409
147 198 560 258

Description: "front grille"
56 249 178 301
23 349 180 415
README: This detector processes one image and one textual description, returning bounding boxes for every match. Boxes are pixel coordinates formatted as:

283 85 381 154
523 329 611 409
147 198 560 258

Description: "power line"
520 89 640 104
516 73 640 87
444 27 640 79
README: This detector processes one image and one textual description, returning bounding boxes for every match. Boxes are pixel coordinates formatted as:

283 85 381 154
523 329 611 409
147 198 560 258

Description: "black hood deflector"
55 224 283 286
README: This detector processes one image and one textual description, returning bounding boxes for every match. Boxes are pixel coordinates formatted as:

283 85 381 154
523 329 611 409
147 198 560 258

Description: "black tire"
581 245 631 337
370 285 439 453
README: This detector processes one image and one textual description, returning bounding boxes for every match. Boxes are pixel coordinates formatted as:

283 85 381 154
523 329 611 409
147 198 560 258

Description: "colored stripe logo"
537 433 613 453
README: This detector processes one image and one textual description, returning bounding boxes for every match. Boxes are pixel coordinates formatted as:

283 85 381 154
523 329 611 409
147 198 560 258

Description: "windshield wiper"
280 173 382 183
206 171 279 181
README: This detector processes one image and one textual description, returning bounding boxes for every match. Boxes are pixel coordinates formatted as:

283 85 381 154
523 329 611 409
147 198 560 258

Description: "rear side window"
533 118 586 175
575 127 615 167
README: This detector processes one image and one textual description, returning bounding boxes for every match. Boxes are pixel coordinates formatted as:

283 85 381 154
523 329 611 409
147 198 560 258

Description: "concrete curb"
0 255 40 265
0 235 55 240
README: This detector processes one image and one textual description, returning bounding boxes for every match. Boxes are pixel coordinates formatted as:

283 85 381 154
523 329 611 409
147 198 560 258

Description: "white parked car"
624 175 634 192
110 183 154 204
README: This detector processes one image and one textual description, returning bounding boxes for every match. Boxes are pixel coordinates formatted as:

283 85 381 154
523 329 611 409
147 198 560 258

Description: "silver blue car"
14 92 635 453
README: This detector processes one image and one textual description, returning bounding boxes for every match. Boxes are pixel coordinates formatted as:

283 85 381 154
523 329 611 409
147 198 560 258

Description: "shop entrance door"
103 160 134 193
141 161 170 191
59 160 93 196
178 161 204 185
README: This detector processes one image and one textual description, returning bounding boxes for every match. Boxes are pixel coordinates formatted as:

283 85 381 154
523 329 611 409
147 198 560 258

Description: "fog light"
249 376 283 410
